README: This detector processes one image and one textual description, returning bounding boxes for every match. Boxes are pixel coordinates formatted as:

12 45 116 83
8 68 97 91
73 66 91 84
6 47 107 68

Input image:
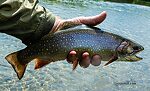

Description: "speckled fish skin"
5 25 144 80
18 26 123 64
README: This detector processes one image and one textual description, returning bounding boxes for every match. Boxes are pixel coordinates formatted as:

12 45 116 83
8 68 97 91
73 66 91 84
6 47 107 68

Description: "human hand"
51 11 107 69
51 11 107 32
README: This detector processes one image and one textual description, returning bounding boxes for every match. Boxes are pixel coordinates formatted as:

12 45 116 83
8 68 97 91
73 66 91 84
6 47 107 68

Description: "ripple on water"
0 0 150 91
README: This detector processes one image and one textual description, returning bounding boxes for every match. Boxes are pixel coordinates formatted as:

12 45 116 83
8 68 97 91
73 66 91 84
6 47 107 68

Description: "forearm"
0 0 55 45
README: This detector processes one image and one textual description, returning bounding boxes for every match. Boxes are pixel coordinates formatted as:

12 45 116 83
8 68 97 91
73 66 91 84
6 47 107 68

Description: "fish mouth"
125 46 144 62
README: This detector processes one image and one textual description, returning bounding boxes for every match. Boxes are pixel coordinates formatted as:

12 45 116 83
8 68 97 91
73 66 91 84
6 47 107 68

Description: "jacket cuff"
23 8 55 45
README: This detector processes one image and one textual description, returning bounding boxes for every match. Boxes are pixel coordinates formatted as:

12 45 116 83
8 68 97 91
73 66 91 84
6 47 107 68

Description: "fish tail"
5 52 27 80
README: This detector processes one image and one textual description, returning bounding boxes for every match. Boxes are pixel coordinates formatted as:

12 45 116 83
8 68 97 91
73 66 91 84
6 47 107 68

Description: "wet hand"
51 11 107 32
67 51 102 70
51 11 107 69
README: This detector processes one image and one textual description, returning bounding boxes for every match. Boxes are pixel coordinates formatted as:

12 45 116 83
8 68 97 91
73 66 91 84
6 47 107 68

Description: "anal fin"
72 59 78 71
34 58 50 69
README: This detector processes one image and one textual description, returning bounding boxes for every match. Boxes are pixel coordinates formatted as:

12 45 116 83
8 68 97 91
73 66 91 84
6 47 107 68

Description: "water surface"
0 0 150 91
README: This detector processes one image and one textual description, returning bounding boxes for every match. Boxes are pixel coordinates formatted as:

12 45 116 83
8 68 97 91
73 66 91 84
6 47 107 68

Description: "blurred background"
44 0 150 6
0 0 149 91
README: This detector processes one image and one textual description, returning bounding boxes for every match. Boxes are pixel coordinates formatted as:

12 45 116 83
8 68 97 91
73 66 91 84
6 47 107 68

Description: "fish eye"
132 46 139 50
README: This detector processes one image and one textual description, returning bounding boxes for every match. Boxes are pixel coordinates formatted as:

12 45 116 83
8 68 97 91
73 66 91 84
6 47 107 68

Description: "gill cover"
117 41 144 62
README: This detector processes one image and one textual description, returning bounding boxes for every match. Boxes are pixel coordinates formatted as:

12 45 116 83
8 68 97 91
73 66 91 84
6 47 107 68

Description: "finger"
91 55 101 66
79 11 107 26
66 50 77 64
79 52 91 68
66 50 79 70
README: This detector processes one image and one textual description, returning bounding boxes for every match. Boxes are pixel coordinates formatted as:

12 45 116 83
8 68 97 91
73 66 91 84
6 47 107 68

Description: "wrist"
51 16 63 33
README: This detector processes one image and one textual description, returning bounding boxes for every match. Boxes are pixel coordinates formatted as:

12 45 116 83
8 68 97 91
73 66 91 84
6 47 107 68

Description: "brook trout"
5 25 144 80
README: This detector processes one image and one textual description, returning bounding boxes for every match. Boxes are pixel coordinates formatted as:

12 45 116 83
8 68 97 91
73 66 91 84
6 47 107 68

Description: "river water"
0 0 150 91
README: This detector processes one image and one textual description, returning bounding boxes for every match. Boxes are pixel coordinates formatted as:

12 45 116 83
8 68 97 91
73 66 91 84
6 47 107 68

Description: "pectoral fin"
34 58 50 69
104 54 118 66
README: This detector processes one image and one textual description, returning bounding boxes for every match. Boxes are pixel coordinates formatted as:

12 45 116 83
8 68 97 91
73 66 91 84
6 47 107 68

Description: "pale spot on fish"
55 49 58 51
71 43 74 46
69 38 72 41
64 50 67 53
44 53 47 55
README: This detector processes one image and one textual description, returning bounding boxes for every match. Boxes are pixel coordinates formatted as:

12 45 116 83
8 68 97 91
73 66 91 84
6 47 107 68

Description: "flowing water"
0 0 150 91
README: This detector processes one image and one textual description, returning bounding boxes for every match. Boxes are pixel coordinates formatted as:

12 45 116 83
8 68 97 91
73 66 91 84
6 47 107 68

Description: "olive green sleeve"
0 0 55 45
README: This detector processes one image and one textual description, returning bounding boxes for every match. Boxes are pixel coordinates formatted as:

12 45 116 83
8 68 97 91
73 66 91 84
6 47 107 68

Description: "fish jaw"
124 46 144 62
117 40 144 62
124 55 142 62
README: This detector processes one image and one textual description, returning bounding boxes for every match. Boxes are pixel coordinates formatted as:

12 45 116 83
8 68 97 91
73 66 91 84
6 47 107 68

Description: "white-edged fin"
34 58 50 69
5 52 27 80
104 54 118 66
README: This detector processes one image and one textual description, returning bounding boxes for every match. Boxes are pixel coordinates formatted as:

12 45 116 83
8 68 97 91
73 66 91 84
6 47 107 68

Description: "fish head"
116 40 144 62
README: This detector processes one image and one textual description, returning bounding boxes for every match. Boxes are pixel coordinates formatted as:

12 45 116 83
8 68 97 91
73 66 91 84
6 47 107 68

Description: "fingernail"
91 55 101 66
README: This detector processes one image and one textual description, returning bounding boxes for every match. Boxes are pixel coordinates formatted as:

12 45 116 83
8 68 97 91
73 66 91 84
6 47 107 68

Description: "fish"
5 25 144 80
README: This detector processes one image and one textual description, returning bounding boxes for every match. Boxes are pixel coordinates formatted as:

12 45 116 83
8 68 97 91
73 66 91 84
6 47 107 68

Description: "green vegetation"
105 0 134 3
104 0 150 6
133 0 150 6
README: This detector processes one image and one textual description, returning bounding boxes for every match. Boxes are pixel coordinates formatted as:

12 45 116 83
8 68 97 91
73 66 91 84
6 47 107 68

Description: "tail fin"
5 52 27 80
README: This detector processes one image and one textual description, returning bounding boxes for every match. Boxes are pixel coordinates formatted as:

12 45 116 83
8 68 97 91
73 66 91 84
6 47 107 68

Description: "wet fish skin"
18 29 119 65
18 26 121 63
5 25 144 79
